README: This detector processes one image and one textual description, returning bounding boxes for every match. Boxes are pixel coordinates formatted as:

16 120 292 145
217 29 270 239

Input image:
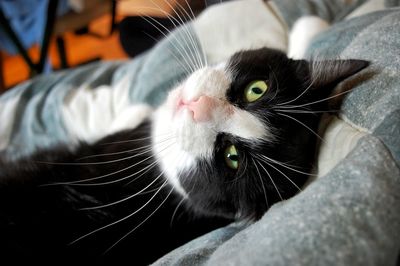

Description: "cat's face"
152 48 368 220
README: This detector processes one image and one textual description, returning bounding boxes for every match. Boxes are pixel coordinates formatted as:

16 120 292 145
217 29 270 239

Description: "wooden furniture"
0 0 116 88
54 0 117 69
0 52 4 92
0 0 59 76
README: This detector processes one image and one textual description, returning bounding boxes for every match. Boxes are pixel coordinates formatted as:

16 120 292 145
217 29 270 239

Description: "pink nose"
179 95 217 122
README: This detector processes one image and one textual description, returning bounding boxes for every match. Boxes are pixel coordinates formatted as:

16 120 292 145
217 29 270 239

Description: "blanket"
0 0 399 265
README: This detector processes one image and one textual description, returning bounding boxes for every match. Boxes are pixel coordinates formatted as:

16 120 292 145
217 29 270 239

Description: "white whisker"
276 112 325 143
277 89 353 110
36 147 155 166
255 159 283 201
251 158 269 208
78 135 174 161
139 3 201 72
104 186 175 254
155 0 204 70
257 154 317 177
256 156 302 192
71 159 159 187
46 139 175 186
170 196 186 227
136 4 208 69
139 14 197 73
142 31 192 74
275 76 316 107
274 109 339 114
79 171 165 210
174 0 207 68
69 180 169 245
100 135 154 145
137 16 195 73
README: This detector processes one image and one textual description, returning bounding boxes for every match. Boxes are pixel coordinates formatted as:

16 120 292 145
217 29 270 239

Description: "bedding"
0 0 399 265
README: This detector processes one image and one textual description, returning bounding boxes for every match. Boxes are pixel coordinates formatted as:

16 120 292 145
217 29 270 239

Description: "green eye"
244 80 268 102
224 145 239 170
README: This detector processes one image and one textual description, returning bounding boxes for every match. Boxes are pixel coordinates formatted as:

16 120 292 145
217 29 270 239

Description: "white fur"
317 115 366 178
152 65 273 196
62 74 152 143
193 0 288 64
0 92 23 151
345 0 385 20
288 16 330 59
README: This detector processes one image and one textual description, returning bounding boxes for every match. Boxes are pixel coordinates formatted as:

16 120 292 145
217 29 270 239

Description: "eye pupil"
224 145 239 170
227 154 238 161
252 87 263 94
244 80 268 102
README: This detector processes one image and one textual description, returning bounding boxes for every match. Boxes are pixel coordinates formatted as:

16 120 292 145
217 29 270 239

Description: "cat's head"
152 48 368 220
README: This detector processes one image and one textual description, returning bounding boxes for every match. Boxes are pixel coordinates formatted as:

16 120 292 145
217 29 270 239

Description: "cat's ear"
306 59 369 88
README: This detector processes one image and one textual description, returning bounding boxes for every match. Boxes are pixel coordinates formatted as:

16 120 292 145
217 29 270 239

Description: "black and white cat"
0 46 368 265
0 7 370 265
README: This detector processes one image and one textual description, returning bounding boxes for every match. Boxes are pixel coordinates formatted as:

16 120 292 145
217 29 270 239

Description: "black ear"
309 59 369 88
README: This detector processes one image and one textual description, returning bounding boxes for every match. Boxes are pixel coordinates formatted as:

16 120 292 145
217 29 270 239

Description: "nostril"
192 98 201 104
188 95 216 123
176 95 218 123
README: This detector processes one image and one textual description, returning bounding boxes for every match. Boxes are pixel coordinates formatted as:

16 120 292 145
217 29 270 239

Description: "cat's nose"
183 95 217 123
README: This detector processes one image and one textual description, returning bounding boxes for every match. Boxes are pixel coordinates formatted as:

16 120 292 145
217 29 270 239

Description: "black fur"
177 49 368 219
0 48 368 264
0 122 230 265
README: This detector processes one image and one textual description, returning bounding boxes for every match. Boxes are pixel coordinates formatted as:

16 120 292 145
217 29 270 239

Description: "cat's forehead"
182 64 231 101
226 48 295 84
228 48 289 68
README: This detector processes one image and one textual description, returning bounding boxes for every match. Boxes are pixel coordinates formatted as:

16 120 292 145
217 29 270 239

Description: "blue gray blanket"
0 0 399 265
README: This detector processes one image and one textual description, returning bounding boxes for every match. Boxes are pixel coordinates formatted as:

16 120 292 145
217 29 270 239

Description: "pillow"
0 1 399 265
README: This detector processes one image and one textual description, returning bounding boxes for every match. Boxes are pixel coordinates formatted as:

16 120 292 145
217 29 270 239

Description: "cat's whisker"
130 3 201 72
79 170 165 211
255 159 283 201
99 138 181 187
277 88 353 110
257 154 317 177
255 155 302 192
103 186 175 254
266 64 280 103
138 14 197 73
70 159 159 187
274 109 340 114
77 134 175 161
156 0 203 70
145 3 203 71
77 140 181 202
275 75 317 107
251 157 269 209
226 154 248 184
78 144 152 160
241 154 249 178
38 135 176 168
45 139 176 186
81 151 185 250
275 112 326 143
170 196 186 227
36 147 154 166
69 180 170 246
143 2 203 70
174 0 207 68
100 132 165 145
100 137 150 145
142 31 193 74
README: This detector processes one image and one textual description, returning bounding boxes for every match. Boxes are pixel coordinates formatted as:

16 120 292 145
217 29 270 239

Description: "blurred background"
0 0 228 92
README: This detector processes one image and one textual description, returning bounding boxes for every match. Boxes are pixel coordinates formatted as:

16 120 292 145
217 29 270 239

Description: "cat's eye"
224 145 239 170
244 80 268 102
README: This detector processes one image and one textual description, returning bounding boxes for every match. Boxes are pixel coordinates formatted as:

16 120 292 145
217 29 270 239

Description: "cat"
0 46 368 265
